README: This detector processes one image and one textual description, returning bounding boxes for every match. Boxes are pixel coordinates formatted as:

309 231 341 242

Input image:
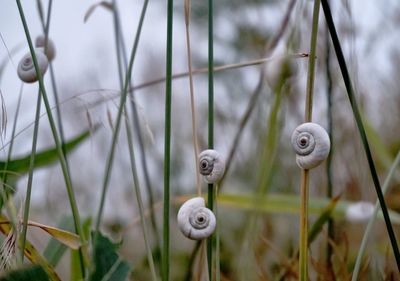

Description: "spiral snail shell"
17 50 49 83
199 149 225 183
35 35 56 61
291 122 330 169
177 197 216 240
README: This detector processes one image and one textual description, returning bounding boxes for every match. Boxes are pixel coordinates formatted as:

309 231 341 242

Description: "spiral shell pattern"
177 197 216 240
199 149 225 183
17 50 49 83
291 122 330 169
35 35 56 61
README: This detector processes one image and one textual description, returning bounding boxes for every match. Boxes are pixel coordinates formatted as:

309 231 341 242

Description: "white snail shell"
199 149 225 183
177 197 216 240
35 35 56 61
17 49 49 83
291 122 330 169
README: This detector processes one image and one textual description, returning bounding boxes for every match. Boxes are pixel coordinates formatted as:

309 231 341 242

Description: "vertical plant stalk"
351 151 400 280
15 1 86 277
184 0 201 196
111 0 160 261
36 0 70 172
124 110 158 281
20 91 42 262
163 0 174 280
299 0 320 280
94 0 149 231
207 0 215 279
324 22 334 269
320 0 400 269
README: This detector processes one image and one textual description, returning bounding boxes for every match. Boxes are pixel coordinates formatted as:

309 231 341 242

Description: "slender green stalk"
112 0 161 267
163 0 174 280
299 1 320 280
299 170 309 281
37 0 70 173
352 151 400 280
320 0 400 269
94 0 149 231
20 90 41 262
207 0 215 279
15 1 85 277
124 110 158 281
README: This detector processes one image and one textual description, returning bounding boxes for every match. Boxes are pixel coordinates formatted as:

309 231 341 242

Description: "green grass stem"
320 0 400 269
111 0 160 261
207 0 215 278
352 151 400 280
94 0 149 231
124 110 158 281
20 90 41 262
163 0 173 280
15 1 85 277
299 0 320 279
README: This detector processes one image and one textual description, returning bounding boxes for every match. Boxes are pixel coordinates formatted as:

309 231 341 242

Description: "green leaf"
0 265 49 281
89 231 130 281
0 128 94 175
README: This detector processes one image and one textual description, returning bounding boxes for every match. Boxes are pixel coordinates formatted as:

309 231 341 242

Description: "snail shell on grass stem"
177 197 216 240
199 149 225 183
291 122 330 169
35 35 56 61
17 50 49 83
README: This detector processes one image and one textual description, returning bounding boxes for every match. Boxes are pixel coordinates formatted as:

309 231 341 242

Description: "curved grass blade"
0 221 61 281
320 0 400 269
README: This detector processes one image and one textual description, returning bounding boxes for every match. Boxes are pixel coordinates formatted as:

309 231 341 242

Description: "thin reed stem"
112 0 160 263
124 109 158 281
299 169 309 281
20 90 41 262
207 0 215 278
321 0 400 269
163 0 174 280
94 0 149 231
184 0 201 196
299 0 320 279
15 1 85 277
352 151 400 280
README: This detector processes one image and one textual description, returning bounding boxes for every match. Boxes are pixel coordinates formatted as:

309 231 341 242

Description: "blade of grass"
15 0 85 277
36 0 71 176
207 0 215 279
111 0 161 271
299 1 320 280
123 110 157 280
163 0 174 279
352 151 400 280
20 90 42 262
320 0 400 269
94 0 149 230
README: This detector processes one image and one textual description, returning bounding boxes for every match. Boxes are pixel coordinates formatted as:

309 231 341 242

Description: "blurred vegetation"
0 0 400 280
